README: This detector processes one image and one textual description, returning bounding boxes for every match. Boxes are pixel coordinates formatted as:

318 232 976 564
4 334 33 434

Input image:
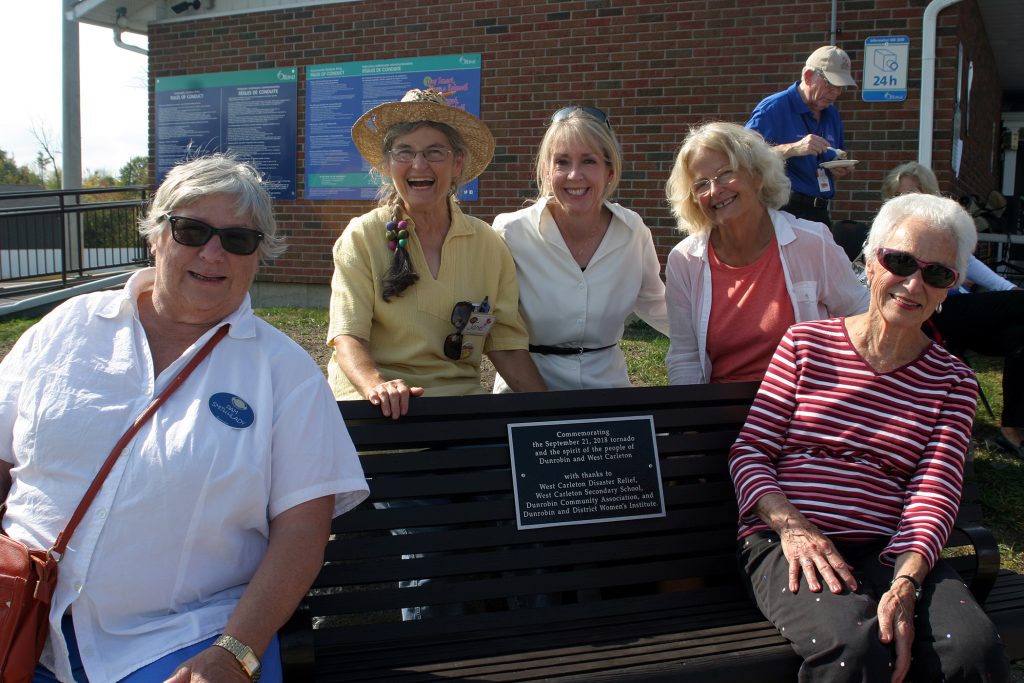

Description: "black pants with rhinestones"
739 532 1009 682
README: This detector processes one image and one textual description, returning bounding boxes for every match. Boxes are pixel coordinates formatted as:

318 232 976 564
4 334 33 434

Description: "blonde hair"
666 121 790 238
536 109 622 203
880 162 941 201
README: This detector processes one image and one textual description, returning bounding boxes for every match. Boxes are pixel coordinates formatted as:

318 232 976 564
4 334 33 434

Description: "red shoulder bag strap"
48 324 230 560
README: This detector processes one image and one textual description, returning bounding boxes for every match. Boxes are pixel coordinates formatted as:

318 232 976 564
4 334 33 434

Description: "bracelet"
891 574 922 601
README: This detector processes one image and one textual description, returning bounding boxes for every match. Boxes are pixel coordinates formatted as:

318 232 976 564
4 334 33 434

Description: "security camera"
171 0 201 14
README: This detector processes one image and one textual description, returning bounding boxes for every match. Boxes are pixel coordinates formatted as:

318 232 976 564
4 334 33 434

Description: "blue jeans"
33 613 282 682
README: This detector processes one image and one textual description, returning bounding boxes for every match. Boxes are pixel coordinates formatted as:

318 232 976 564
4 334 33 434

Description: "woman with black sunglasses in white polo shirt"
0 154 369 683
730 193 1008 682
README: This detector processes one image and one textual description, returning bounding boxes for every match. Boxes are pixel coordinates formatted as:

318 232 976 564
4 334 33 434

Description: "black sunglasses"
876 248 958 289
443 301 474 360
165 215 264 256
550 106 612 129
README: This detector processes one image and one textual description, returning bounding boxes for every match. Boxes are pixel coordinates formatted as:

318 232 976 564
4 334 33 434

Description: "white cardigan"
665 209 868 385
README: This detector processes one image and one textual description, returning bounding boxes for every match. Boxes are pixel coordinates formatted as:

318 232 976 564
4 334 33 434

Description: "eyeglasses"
165 215 264 256
444 301 474 360
388 148 453 164
875 248 958 289
691 170 736 197
550 106 612 129
814 70 846 94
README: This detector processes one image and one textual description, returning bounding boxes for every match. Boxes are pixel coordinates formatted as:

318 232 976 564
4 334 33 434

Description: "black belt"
529 343 616 355
788 192 830 209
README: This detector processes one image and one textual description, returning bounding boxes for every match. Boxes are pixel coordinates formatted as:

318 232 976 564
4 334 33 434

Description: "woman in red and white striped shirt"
730 193 1008 682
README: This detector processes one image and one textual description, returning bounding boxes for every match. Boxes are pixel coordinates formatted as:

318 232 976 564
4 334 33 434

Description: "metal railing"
0 186 149 293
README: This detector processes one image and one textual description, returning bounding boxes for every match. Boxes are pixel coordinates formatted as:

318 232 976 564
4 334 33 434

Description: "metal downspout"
830 0 838 46
920 0 963 167
114 7 148 56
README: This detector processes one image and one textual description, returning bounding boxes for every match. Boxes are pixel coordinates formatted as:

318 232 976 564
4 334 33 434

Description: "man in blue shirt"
746 46 857 227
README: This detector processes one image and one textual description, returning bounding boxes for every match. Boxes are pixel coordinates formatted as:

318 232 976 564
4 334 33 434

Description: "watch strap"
213 634 262 682
891 574 922 601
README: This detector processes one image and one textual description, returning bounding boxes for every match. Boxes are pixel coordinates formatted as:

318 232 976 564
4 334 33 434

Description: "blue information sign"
155 68 298 200
305 54 483 201
862 36 911 103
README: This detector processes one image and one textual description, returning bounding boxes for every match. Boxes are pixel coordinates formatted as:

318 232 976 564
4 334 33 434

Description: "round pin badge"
208 393 255 429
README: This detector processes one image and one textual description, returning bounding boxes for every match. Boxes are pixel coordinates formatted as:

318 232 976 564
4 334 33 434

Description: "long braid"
381 189 418 301
377 120 467 301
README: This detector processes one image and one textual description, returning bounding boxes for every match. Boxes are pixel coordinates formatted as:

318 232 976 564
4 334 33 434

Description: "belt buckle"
813 197 828 209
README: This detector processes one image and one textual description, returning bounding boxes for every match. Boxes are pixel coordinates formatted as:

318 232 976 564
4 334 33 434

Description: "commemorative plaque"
507 416 665 529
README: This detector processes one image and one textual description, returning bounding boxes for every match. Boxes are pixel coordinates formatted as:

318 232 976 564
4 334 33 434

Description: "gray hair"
375 120 470 207
535 109 622 202
666 121 791 238
139 154 284 261
880 161 941 201
865 193 976 286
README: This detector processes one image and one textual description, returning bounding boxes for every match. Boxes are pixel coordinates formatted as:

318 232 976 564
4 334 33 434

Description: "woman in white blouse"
492 106 668 391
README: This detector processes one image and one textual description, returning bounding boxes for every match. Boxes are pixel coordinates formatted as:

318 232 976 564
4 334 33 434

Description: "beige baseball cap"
806 46 857 87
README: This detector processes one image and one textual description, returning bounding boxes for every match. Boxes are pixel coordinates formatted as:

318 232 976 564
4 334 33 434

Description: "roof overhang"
66 0 357 35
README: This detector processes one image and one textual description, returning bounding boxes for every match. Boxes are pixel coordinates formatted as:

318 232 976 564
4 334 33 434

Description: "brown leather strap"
49 324 230 559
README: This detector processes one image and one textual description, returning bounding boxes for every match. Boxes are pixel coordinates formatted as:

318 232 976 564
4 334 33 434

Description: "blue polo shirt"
746 81 845 199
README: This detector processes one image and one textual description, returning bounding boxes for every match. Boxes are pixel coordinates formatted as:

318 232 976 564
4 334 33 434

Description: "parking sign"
862 36 910 102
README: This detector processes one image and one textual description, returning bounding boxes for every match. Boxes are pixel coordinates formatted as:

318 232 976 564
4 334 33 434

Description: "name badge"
209 393 256 429
816 167 832 193
463 313 496 337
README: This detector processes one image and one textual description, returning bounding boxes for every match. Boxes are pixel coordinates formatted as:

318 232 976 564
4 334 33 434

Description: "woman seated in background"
492 106 668 391
729 192 1008 682
663 121 867 385
882 161 1024 458
328 89 545 418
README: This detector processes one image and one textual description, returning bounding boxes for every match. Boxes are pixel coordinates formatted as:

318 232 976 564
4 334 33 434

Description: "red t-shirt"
707 237 795 383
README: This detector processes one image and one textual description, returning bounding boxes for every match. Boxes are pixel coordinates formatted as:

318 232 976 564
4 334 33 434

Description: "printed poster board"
155 68 298 199
305 54 482 201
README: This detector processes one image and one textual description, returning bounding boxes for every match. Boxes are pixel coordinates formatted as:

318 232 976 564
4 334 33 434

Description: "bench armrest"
953 521 1000 604
278 602 314 680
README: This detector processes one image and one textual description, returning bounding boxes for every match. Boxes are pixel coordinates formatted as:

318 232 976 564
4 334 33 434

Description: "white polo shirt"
0 269 368 683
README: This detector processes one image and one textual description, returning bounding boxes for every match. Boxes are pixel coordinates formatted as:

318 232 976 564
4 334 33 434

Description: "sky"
1 3 149 177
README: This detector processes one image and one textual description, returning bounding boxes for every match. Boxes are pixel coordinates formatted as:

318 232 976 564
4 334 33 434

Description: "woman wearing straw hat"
328 89 546 418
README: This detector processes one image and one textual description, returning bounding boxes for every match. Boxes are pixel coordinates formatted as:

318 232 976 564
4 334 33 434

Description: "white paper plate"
819 159 859 169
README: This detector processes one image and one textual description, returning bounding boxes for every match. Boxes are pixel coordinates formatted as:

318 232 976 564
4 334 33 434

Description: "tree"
0 149 44 186
30 121 61 188
83 169 116 188
118 156 148 186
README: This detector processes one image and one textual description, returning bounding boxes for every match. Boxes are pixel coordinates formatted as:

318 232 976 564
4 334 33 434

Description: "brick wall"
147 0 1003 285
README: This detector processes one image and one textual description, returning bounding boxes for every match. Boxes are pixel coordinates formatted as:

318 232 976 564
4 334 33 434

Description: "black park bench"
279 383 1024 681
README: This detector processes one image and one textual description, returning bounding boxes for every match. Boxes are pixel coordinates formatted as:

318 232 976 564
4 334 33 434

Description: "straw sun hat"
351 88 496 183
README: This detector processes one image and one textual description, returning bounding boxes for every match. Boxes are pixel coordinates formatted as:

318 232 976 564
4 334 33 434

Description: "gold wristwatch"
213 634 262 682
